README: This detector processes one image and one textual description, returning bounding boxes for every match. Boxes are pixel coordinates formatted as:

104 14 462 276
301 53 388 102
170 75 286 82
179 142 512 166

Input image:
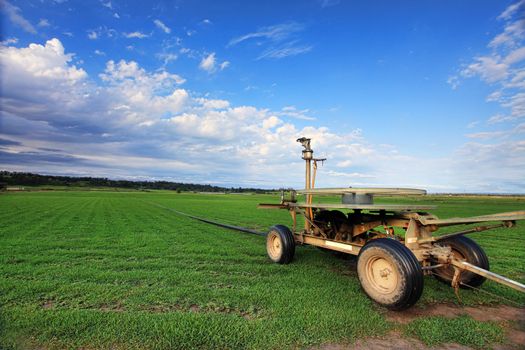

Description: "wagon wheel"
266 225 295 264
433 236 489 288
357 238 423 310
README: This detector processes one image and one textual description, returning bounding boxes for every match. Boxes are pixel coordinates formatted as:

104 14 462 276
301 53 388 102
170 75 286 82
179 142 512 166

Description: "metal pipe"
450 259 525 293
306 159 311 191
419 223 505 243
145 201 266 236
421 263 445 270
311 160 318 195
296 137 315 232
305 158 311 229
299 235 362 255
308 160 318 220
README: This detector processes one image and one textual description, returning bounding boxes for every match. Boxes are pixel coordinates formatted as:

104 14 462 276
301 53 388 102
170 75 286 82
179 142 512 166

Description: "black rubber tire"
433 236 489 288
266 225 295 264
357 238 424 310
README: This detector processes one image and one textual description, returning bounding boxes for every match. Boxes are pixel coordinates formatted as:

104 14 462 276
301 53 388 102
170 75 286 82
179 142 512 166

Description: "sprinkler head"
297 137 313 160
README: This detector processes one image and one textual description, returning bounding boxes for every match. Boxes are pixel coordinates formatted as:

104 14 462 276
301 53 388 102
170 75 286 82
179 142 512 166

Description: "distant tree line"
0 171 272 193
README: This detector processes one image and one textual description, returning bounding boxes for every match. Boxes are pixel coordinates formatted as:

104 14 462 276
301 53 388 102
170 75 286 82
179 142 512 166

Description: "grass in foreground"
405 315 504 348
0 191 523 349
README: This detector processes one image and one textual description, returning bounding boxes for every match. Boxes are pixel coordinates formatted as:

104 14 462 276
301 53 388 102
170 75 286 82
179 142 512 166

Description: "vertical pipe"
309 160 317 219
311 161 317 195
297 137 313 233
305 158 311 230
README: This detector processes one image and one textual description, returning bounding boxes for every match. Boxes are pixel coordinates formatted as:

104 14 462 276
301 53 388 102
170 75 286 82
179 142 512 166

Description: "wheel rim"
365 256 398 294
267 231 282 260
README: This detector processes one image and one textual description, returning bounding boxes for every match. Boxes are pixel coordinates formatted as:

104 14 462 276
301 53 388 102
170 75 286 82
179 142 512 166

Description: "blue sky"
1 0 524 192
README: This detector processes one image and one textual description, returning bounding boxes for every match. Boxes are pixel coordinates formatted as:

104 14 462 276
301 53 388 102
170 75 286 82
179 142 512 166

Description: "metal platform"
259 202 436 211
296 187 427 196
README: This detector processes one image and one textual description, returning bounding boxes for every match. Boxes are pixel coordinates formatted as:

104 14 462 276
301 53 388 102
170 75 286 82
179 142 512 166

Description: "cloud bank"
0 37 523 192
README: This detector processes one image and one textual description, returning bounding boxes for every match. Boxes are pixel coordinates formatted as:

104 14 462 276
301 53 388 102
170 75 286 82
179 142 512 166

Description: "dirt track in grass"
385 303 525 324
314 304 525 350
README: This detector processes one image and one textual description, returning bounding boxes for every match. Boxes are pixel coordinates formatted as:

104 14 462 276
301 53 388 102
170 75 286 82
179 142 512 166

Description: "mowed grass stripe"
0 195 79 239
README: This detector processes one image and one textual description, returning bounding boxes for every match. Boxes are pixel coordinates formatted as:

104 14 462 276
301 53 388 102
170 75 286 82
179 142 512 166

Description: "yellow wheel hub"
267 232 282 260
365 257 398 294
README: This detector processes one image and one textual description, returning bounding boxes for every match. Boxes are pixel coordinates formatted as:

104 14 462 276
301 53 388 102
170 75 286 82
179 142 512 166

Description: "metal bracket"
451 267 462 303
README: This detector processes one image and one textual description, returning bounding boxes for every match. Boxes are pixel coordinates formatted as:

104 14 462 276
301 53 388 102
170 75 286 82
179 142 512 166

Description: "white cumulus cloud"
0 37 18 45
199 53 216 72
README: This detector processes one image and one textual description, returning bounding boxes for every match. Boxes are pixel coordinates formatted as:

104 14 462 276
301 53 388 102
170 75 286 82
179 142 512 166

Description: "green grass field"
1 191 524 349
